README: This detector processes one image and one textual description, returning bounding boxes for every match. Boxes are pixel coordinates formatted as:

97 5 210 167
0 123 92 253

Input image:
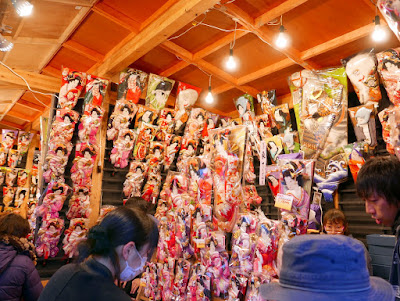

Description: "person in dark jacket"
0 213 43 301
38 206 159 301
357 156 400 300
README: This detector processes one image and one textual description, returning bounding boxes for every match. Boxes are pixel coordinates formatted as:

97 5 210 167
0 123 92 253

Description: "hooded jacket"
0 242 43 301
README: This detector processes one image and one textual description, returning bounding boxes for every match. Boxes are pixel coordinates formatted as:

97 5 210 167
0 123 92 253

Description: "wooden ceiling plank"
254 0 310 28
159 60 190 77
92 2 140 33
93 0 222 78
12 37 59 45
38 5 92 71
223 3 319 70
63 40 104 62
16 99 46 112
212 83 232 94
42 66 60 77
0 90 25 122
0 65 59 92
140 0 180 30
7 110 34 122
41 0 93 6
0 120 24 130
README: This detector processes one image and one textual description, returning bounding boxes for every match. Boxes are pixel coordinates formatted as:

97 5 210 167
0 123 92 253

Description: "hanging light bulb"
372 15 387 42
205 86 214 104
11 0 33 17
0 34 13 52
275 25 289 49
226 48 237 71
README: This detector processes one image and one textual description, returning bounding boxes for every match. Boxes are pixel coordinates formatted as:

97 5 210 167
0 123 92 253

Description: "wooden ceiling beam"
0 65 59 93
6 110 34 122
212 83 232 95
63 40 104 62
41 0 94 6
92 2 140 33
93 0 221 78
159 60 190 77
160 40 259 97
0 120 24 130
140 0 180 31
254 0 310 28
16 99 46 112
11 37 59 45
42 66 60 78
223 3 319 70
0 90 25 122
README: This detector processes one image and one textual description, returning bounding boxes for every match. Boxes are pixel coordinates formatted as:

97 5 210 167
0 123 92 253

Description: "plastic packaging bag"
145 73 175 111
58 67 86 109
117 68 148 104
84 74 109 107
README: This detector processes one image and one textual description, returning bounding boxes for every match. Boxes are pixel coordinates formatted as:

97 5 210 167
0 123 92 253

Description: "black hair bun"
88 225 110 254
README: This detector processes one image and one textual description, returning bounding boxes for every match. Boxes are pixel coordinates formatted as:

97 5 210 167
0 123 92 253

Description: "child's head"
323 209 348 235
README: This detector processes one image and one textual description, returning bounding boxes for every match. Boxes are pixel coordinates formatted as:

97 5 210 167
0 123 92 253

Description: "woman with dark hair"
0 213 43 301
38 207 159 301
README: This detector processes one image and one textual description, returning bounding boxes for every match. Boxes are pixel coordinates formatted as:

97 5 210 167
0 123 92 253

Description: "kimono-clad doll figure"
14 188 28 208
123 161 148 198
156 216 177 262
29 169 38 198
256 115 273 141
17 169 29 187
66 186 91 220
49 109 79 143
141 263 155 299
7 149 20 168
0 147 8 166
2 186 15 207
235 94 256 125
207 244 230 298
118 68 148 104
2 129 18 151
377 48 400 106
198 115 218 154
134 105 158 129
110 129 136 169
176 139 197 172
141 172 162 203
174 82 202 135
35 217 64 259
164 135 182 171
341 49 381 105
156 109 175 141
78 105 105 144
106 101 137 141
83 75 109 107
71 143 97 186
186 264 211 301
58 67 86 109
187 157 213 205
146 142 165 172
145 73 175 111
245 273 270 301
266 136 283 164
244 140 256 184
36 182 71 218
5 168 18 187
228 274 248 301
43 141 72 182
160 261 174 301
173 259 191 300
230 215 258 275
253 220 280 278
133 123 156 161
183 108 207 139
244 185 262 210
17 131 34 156
257 89 277 116
279 159 314 222
175 207 194 260
0 167 6 186
62 219 88 259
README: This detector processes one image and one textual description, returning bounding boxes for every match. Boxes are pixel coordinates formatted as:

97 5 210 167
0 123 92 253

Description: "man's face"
365 195 399 226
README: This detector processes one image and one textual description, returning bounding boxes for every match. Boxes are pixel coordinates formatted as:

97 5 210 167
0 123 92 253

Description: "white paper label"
274 193 293 211
259 141 267 186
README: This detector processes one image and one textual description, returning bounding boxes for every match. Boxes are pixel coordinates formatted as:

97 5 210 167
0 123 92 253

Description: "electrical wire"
174 54 212 78
230 21 237 49
0 60 54 107
168 13 207 41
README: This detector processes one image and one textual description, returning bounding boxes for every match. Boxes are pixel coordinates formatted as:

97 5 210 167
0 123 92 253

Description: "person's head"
78 207 159 281
357 156 400 227
323 209 348 235
0 213 30 238
124 197 150 213
260 235 394 301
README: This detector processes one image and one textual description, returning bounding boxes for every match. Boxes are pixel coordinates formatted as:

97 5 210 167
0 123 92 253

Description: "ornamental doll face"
91 110 99 119
274 109 283 122
56 149 64 157
259 121 265 131
128 74 138 89
153 89 168 104
5 135 13 144
21 173 27 180
92 84 100 97
84 151 92 160
237 104 245 116
154 149 161 157
177 89 197 110
385 61 400 73
166 113 172 122
124 135 132 142
75 225 83 233
49 225 56 232
347 54 375 84
122 108 130 117
196 114 205 123
284 175 299 191
207 118 215 129
68 78 79 90
143 111 152 122
64 116 72 125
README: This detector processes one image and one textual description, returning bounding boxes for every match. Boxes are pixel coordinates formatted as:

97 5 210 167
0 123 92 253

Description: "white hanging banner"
259 140 267 186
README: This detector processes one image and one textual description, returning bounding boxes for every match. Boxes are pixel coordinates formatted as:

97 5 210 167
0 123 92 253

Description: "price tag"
274 193 293 211
313 191 322 205
259 141 267 186
196 239 205 249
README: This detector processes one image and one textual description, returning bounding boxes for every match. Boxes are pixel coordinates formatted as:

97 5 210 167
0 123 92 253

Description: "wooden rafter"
11 37 59 45
0 65 59 93
41 0 94 6
160 40 259 97
93 0 222 78
6 110 34 122
0 90 25 122
223 3 319 70
17 99 46 112
63 40 104 62
0 120 24 130
92 2 140 33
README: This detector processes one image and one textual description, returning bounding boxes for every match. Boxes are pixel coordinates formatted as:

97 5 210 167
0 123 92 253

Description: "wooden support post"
334 190 339 209
88 89 110 227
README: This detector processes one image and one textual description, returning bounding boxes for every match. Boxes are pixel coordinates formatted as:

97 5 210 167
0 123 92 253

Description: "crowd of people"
0 156 399 300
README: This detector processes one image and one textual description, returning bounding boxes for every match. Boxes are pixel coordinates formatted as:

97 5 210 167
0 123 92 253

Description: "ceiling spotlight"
11 0 33 17
205 76 214 104
275 25 289 49
0 34 13 52
372 15 387 42
226 48 237 71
